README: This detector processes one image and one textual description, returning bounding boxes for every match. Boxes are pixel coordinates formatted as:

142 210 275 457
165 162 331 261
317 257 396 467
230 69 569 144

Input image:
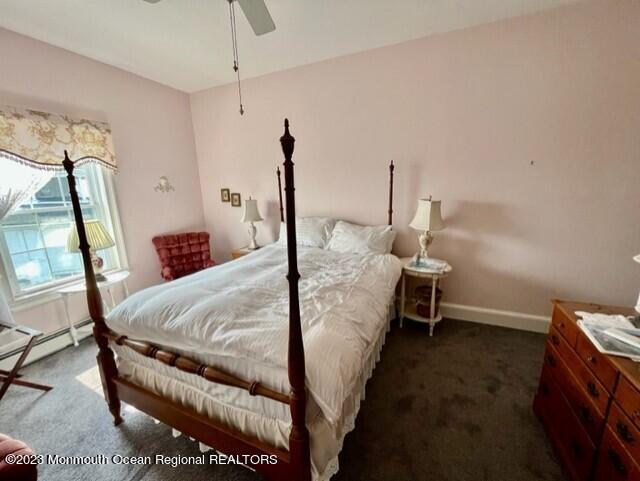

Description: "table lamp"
67 219 115 282
241 197 263 250
409 196 445 261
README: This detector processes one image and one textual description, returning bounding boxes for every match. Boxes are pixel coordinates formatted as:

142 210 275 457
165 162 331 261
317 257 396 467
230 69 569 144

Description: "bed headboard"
276 159 395 226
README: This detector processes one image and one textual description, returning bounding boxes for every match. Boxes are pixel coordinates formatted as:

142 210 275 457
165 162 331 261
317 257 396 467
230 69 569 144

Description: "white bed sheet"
106 244 401 479
114 308 392 480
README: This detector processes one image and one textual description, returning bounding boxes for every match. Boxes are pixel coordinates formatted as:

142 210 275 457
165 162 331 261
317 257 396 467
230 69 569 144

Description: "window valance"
0 105 117 171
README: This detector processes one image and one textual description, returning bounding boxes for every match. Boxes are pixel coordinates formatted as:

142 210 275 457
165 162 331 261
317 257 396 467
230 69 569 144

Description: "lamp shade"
67 219 115 253
241 198 263 223
409 199 444 232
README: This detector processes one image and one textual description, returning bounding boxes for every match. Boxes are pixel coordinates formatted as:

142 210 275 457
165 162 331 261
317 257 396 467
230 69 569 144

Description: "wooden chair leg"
0 336 38 401
0 375 52 392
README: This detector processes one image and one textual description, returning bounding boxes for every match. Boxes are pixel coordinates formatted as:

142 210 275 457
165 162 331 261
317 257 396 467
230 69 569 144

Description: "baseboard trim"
0 303 549 370
0 321 93 371
440 302 550 333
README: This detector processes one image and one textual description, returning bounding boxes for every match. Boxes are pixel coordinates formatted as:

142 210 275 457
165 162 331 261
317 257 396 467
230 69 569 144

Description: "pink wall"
0 28 205 333
191 0 640 316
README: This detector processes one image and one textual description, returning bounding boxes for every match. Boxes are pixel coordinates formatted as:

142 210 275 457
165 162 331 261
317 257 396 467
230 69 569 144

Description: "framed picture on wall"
221 188 230 202
231 193 241 207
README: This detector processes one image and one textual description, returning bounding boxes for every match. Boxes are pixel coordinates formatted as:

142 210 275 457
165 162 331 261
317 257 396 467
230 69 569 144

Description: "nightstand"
58 269 130 346
231 246 258 259
398 257 452 336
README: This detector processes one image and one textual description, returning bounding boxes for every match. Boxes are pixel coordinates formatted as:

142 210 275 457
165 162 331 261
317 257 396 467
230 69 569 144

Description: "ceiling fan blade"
237 0 276 36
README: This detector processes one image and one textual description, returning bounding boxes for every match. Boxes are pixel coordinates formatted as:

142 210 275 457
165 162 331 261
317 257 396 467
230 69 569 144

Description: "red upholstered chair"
0 434 38 481
152 232 216 282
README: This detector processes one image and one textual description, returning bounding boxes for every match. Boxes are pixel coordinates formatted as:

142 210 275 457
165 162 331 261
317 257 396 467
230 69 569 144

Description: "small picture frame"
221 188 230 202
231 193 241 207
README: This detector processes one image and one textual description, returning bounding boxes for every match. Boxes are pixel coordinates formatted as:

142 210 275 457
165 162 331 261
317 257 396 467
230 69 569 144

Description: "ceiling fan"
143 0 276 115
142 0 276 36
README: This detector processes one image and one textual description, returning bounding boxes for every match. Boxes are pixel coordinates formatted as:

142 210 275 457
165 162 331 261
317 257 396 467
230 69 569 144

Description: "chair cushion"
0 433 38 480
152 232 215 281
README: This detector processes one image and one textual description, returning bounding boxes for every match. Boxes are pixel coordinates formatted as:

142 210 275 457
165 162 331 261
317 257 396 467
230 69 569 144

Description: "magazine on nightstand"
408 254 448 273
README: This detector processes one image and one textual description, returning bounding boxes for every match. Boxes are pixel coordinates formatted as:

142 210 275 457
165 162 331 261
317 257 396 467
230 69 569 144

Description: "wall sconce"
154 176 175 193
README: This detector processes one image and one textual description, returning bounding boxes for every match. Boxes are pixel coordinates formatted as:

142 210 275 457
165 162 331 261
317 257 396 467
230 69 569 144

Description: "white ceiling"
0 0 580 93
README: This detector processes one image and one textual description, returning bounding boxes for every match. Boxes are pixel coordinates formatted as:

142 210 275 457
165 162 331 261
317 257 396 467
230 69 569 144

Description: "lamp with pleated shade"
67 219 115 282
409 197 445 261
241 197 263 250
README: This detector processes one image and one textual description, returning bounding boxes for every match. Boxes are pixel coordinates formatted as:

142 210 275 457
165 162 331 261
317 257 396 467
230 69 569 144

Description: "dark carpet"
0 320 563 481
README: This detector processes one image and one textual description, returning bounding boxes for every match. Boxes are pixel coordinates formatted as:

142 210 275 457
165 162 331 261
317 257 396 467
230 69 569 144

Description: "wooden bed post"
280 120 311 481
63 151 122 426
277 166 284 222
388 160 394 226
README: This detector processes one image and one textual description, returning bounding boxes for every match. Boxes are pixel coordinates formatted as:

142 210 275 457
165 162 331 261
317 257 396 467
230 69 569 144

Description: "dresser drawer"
551 325 611 414
576 329 618 393
534 365 561 424
544 341 605 442
609 401 640 460
595 425 640 481
552 305 579 347
535 366 596 481
543 339 563 374
616 376 640 430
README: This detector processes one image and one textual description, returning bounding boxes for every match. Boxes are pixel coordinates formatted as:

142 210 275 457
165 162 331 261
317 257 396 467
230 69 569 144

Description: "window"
0 164 124 298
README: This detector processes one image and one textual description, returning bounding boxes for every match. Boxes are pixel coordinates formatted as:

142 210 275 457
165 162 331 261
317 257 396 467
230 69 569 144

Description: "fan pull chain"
228 0 244 115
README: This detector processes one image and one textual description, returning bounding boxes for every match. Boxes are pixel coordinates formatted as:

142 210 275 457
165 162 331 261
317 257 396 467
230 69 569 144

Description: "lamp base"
417 230 435 260
90 250 107 282
247 222 259 250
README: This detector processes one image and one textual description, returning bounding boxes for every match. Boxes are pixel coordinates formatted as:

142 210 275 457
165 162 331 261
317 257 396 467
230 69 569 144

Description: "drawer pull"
546 354 557 367
551 334 560 346
559 322 565 329
578 405 593 424
633 410 640 419
586 381 599 398
616 420 635 444
608 449 628 476
586 355 596 364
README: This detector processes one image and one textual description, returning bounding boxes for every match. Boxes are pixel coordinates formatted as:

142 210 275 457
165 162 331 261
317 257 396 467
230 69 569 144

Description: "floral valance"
0 105 117 171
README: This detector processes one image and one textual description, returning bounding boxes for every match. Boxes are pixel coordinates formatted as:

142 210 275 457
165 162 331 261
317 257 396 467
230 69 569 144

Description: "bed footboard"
63 119 312 481
113 376 294 479
108 332 290 404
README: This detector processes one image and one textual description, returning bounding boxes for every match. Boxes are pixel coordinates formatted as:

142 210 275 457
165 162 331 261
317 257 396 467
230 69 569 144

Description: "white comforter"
106 244 402 424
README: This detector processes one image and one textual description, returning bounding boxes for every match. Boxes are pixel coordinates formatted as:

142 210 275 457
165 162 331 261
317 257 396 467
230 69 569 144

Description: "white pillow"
326 221 396 255
277 217 336 248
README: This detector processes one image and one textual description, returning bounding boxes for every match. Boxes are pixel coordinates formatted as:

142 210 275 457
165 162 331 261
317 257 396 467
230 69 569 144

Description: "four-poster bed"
63 119 398 481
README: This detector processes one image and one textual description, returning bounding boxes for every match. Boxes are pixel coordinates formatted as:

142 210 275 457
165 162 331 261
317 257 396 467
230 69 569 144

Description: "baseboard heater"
0 318 92 364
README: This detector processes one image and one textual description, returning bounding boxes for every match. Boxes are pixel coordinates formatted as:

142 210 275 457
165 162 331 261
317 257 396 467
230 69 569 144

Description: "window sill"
9 268 127 312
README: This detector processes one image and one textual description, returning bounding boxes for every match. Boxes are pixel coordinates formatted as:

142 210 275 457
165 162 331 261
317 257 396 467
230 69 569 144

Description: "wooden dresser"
534 300 640 481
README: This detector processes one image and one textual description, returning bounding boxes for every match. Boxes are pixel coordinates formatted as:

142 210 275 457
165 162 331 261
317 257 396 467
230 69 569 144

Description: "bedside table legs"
399 258 450 337
107 287 117 313
61 294 79 347
429 278 438 337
